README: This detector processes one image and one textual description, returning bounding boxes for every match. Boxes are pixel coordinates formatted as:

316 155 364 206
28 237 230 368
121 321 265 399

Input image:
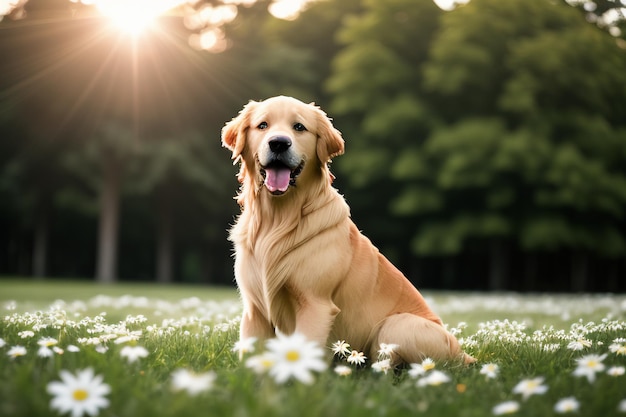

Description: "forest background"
1 0 625 292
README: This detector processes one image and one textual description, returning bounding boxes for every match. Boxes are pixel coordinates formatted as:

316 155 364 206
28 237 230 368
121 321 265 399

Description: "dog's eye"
293 123 307 132
257 121 268 130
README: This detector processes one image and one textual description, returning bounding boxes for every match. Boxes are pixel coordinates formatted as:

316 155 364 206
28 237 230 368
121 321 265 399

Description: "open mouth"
260 160 304 195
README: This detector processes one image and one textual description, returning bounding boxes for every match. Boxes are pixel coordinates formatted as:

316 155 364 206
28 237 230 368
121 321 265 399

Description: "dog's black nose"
268 136 292 154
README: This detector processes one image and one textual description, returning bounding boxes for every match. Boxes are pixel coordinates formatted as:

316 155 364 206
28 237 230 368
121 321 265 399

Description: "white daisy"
377 343 399 359
371 359 392 374
46 368 111 417
607 366 625 376
245 352 275 374
554 397 580 414
512 377 548 400
38 346 54 358
408 362 427 378
232 337 257 355
67 345 80 353
38 337 59 348
7 345 27 359
171 368 216 396
331 340 351 358
334 365 352 376
609 341 626 356
0 338 6 348
265 332 327 384
417 370 451 387
480 363 500 379
567 338 591 351
573 353 606 383
492 401 520 415
420 358 436 371
119 345 149 363
346 350 367 366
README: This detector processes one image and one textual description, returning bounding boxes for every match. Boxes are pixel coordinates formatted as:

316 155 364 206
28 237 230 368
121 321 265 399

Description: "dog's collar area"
259 160 304 196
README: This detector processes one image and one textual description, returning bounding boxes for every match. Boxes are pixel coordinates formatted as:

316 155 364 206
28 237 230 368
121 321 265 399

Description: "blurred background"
0 0 625 292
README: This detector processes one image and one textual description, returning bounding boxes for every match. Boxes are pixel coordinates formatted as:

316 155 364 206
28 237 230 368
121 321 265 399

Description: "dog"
222 96 474 365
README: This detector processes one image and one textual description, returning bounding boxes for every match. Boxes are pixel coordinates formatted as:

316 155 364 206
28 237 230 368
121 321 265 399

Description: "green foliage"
329 0 626 275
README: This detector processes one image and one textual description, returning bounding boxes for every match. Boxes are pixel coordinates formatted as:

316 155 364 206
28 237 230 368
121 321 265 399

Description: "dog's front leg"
240 304 274 344
295 297 340 348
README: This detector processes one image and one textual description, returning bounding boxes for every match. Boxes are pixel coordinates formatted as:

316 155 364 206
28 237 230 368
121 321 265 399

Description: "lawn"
1 279 625 417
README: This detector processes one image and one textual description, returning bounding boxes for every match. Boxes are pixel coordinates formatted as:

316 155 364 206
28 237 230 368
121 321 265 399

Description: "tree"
329 0 626 290
326 0 444 270
129 132 233 283
422 0 626 289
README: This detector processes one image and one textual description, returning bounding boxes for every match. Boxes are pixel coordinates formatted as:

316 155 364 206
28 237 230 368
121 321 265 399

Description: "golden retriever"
222 96 474 365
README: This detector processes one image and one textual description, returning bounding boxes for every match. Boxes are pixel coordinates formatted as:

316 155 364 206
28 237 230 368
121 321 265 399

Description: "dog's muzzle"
259 135 304 195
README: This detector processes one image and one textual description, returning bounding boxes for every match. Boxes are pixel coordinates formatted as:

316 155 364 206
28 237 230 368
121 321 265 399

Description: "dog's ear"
222 100 258 162
316 108 344 163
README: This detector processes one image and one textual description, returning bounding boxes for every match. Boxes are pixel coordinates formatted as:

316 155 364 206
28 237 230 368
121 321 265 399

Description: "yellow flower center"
72 389 89 402
587 360 598 368
286 350 300 362
422 362 435 371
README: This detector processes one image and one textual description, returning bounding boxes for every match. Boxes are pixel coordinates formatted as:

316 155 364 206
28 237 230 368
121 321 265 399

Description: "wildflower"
119 346 149 363
618 399 626 412
334 365 352 376
573 354 606 383
421 358 436 371
331 340 351 357
18 330 35 339
7 345 27 359
38 337 59 348
171 369 216 396
346 350 366 366
567 338 592 351
609 340 626 356
377 343 398 359
408 363 427 378
265 332 327 384
371 359 392 374
480 363 499 379
417 370 451 387
38 346 54 358
47 368 111 417
554 397 580 414
232 337 257 355
512 377 548 400
67 345 80 353
246 352 275 374
0 337 5 347
492 401 520 415
95 345 108 354
607 366 625 376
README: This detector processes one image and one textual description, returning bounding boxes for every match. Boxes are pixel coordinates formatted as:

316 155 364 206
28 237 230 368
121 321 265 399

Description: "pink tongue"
265 167 291 193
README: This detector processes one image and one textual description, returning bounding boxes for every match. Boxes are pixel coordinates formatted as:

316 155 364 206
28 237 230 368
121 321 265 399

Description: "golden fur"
222 96 474 365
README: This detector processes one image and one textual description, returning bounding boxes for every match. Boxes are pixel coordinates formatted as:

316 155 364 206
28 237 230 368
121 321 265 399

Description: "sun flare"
92 0 186 35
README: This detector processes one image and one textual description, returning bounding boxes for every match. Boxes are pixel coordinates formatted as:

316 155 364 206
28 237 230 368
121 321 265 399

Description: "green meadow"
1 280 625 417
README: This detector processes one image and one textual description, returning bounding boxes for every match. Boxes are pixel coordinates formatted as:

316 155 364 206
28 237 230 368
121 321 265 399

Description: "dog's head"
222 96 344 198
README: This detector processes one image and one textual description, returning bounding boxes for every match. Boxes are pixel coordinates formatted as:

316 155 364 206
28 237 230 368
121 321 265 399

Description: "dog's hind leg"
371 313 474 365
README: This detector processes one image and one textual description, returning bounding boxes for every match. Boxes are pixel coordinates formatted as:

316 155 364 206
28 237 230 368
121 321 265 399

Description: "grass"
1 279 625 417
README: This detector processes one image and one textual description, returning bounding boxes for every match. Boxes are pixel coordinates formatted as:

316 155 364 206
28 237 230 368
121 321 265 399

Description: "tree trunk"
488 239 508 291
571 251 588 292
156 190 174 284
32 200 49 279
523 253 538 291
95 157 121 283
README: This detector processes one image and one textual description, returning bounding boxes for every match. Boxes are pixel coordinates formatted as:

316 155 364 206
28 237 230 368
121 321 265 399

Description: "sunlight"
90 0 187 36
432 0 471 11
268 0 314 20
